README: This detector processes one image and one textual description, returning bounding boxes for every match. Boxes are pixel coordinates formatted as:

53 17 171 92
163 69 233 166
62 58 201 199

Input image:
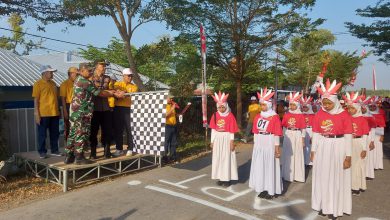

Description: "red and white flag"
372 64 377 91
200 24 208 126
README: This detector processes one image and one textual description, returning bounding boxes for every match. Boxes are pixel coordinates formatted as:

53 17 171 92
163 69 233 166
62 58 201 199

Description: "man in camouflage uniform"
64 63 124 165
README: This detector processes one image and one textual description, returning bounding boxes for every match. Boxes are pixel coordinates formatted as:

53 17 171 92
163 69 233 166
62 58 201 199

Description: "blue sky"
0 0 388 89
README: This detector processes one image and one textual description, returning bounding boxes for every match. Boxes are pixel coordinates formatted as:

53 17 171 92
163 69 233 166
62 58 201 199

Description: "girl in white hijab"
311 79 353 219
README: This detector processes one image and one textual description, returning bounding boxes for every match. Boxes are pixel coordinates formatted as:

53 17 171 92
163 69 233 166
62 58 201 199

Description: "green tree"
0 13 42 55
280 29 336 93
80 36 201 96
345 1 390 64
62 0 166 91
163 0 322 127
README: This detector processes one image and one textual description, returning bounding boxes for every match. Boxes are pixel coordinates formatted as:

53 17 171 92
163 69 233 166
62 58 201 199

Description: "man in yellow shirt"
164 95 179 163
241 96 261 143
60 67 78 141
32 65 61 159
112 68 138 157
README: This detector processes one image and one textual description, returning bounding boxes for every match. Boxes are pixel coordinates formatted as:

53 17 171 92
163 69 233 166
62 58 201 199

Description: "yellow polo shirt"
59 79 74 104
248 103 261 123
166 103 176 125
113 81 138 107
32 79 60 117
108 81 115 108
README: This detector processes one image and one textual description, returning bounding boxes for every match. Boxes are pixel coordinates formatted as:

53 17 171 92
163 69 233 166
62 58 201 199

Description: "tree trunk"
236 80 242 129
124 38 147 91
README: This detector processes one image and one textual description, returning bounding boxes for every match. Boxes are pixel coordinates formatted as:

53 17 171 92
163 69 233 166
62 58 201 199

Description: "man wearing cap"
65 63 125 165
112 68 138 157
60 67 78 141
241 96 261 143
32 65 61 159
89 59 113 159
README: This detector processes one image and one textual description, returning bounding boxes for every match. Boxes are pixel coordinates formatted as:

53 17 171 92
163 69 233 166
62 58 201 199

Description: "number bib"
257 118 270 132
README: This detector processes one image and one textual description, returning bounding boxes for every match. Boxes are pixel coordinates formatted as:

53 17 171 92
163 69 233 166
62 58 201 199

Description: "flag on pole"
200 24 208 126
372 64 377 91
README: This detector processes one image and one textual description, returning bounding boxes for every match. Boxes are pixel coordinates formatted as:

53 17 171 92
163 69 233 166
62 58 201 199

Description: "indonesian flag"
373 64 377 91
200 24 207 126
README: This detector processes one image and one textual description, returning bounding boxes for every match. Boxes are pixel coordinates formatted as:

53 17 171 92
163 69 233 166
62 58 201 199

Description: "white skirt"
373 135 384 170
351 138 367 190
282 129 305 182
366 142 375 179
312 137 352 217
304 128 313 165
211 131 238 181
249 133 283 195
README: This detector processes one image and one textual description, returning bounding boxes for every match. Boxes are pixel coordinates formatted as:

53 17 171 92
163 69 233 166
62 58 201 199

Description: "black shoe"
221 181 231 187
352 190 360 196
75 154 95 165
318 210 326 217
64 153 75 164
217 181 223 186
258 191 267 198
263 192 274 200
104 145 112 158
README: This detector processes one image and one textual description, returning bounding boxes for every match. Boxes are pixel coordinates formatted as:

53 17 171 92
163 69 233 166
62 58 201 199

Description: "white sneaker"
241 138 247 143
126 151 133 157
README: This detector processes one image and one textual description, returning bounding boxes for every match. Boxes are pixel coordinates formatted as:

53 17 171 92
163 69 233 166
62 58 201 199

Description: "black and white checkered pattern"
130 91 168 155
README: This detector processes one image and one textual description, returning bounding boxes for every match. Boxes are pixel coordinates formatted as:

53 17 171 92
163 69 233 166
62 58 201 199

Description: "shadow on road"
172 154 212 171
99 208 137 220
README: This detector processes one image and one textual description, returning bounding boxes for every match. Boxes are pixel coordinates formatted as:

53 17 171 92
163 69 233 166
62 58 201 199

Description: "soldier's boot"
64 153 75 164
104 145 112 159
75 153 95 165
89 146 97 160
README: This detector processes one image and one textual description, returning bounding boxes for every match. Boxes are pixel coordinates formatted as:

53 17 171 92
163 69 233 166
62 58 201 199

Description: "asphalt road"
1 136 389 220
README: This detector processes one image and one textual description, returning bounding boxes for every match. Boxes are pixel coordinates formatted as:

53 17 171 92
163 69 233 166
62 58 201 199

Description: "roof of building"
24 51 169 89
0 48 67 86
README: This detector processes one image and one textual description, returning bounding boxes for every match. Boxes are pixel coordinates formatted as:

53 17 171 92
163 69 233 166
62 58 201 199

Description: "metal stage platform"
14 147 161 192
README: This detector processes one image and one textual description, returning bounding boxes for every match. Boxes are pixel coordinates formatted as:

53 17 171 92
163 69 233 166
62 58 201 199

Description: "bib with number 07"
257 118 270 132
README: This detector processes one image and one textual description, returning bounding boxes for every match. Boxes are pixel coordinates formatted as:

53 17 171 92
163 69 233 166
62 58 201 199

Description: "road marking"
159 174 207 189
201 186 253 201
127 180 142 186
253 196 306 211
145 185 262 220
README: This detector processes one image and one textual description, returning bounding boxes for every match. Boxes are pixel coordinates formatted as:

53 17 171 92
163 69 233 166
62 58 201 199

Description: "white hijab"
302 104 314 114
321 95 344 115
217 102 231 117
361 105 373 117
289 101 302 114
260 100 277 118
369 104 379 114
349 103 363 118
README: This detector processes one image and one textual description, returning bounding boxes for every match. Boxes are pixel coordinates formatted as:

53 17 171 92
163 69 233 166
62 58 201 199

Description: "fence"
3 108 65 154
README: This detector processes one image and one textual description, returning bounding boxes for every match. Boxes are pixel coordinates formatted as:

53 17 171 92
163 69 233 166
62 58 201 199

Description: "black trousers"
113 106 134 151
164 125 178 159
90 111 113 149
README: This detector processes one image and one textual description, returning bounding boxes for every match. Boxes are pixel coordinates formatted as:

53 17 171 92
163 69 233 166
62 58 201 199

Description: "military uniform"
65 75 101 155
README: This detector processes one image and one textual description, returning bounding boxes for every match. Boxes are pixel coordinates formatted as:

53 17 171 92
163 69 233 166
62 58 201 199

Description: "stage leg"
63 170 68 192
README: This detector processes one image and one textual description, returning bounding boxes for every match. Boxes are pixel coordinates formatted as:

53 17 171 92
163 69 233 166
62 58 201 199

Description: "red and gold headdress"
286 92 302 103
300 96 313 106
316 78 342 98
212 91 229 106
342 91 361 105
257 87 275 103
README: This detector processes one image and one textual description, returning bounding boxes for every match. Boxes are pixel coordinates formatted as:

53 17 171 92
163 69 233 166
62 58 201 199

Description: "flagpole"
200 24 208 151
372 64 377 91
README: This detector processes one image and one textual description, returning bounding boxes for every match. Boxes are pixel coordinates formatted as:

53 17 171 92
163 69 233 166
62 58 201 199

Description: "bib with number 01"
257 118 270 132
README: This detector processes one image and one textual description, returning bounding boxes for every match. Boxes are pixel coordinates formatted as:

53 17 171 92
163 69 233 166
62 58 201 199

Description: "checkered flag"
130 91 168 155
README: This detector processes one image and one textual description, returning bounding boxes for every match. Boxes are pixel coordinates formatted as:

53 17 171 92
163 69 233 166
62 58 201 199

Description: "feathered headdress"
316 78 343 98
212 91 229 106
300 96 313 106
342 91 361 105
371 96 382 104
359 95 372 106
257 87 275 103
286 92 302 102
